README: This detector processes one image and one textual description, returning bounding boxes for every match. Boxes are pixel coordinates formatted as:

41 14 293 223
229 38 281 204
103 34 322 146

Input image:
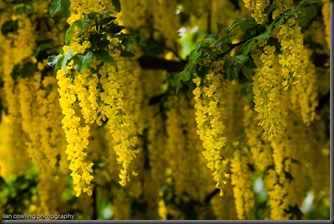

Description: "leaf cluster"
0 170 38 215
48 1 135 74
172 0 321 91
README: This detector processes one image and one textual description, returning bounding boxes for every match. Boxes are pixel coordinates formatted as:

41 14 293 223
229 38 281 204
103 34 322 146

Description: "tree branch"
137 56 186 72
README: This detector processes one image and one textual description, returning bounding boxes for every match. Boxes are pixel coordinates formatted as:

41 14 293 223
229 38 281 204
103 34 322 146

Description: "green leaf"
203 36 215 45
216 22 226 33
78 51 93 73
88 11 98 20
95 50 115 63
273 16 284 28
180 70 190 82
202 47 213 55
76 15 88 29
60 0 70 18
206 33 218 41
227 66 238 80
227 18 240 33
89 32 104 49
50 0 61 17
242 66 253 80
97 39 110 50
301 5 317 18
215 34 234 48
255 31 269 41
239 18 257 33
106 24 125 35
120 50 135 57
242 39 255 56
172 70 190 89
103 10 114 15
61 48 72 71
189 49 202 64
73 55 82 71
172 74 181 87
65 22 77 44
223 58 234 72
55 55 64 70
64 48 72 60
112 0 121 12
116 33 137 39
264 4 278 16
99 17 116 26
47 55 60 67
195 41 202 51
234 55 249 65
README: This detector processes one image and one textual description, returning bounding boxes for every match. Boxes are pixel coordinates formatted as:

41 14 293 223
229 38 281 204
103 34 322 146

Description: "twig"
137 56 186 72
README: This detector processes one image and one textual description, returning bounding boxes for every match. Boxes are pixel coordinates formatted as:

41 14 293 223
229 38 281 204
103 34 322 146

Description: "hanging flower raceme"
231 146 254 220
274 17 304 90
290 48 318 125
322 0 330 49
57 64 94 197
193 72 229 196
242 0 270 24
252 42 288 174
243 104 273 172
252 43 288 139
53 0 141 195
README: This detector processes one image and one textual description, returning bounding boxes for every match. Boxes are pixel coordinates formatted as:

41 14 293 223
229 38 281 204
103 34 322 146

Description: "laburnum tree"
0 0 330 220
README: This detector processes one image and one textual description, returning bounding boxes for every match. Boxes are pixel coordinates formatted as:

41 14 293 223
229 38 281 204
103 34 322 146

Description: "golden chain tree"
0 0 330 220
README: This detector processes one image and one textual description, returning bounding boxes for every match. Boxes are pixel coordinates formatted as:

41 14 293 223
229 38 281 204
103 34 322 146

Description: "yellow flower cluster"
212 0 246 29
265 169 289 219
252 43 290 174
57 66 94 197
1 14 36 116
193 73 229 196
322 0 330 49
242 0 270 24
158 197 167 220
274 18 304 90
17 72 67 213
67 0 114 25
153 0 179 49
272 0 294 18
65 28 91 56
186 99 215 201
243 104 273 172
252 44 288 139
0 115 11 179
57 45 95 198
73 65 99 124
222 81 246 141
120 0 154 32
57 0 143 194
166 95 186 194
166 94 213 201
284 112 308 208
0 14 38 174
99 57 140 186
231 148 254 220
290 48 318 125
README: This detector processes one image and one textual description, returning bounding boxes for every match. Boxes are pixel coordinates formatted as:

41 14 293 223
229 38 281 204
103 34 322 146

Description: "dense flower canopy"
0 0 330 220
